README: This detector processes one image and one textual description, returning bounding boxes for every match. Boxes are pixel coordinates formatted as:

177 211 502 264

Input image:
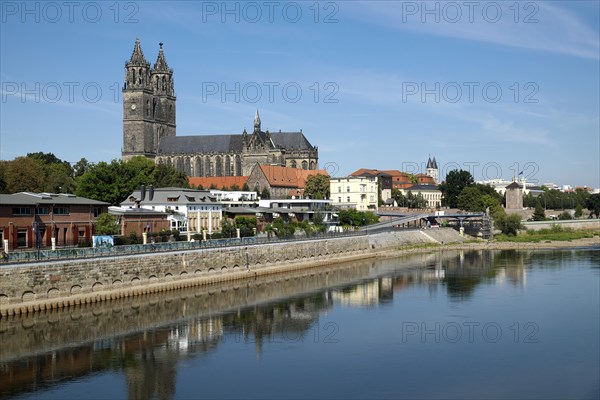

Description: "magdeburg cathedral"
122 39 319 177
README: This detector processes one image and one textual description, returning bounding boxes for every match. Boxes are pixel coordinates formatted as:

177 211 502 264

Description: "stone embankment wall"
521 219 600 231
0 229 464 317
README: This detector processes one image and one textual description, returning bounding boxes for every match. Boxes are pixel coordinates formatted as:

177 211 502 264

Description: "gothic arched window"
225 155 231 176
205 158 212 177
235 155 242 176
175 157 184 173
194 157 203 178
302 160 308 170
215 156 223 176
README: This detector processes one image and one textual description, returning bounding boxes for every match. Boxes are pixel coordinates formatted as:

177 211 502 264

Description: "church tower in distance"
122 38 176 160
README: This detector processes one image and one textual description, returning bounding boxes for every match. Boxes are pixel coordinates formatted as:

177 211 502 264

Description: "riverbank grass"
496 226 599 243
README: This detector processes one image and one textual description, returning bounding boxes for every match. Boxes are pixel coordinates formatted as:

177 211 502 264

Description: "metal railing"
1 230 367 265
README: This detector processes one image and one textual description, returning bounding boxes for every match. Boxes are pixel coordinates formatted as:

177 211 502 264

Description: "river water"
1 248 598 399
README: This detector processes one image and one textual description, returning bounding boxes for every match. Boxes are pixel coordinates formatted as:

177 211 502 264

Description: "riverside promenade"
0 229 464 317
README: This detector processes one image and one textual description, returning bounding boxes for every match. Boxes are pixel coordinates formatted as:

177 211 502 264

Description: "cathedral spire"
127 37 149 67
153 42 171 73
254 109 261 132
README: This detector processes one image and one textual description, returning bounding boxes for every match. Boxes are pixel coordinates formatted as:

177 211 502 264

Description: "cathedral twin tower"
122 38 318 177
122 39 175 160
122 38 176 160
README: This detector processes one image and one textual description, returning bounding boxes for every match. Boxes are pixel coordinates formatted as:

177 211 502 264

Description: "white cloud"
346 1 599 59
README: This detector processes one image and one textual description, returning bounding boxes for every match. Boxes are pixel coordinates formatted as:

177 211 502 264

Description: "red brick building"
108 206 170 237
0 192 109 250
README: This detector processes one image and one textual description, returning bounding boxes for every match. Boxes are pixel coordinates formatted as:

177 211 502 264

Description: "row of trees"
264 215 327 237
0 153 188 205
337 209 379 227
219 216 258 238
523 188 590 210
0 152 89 194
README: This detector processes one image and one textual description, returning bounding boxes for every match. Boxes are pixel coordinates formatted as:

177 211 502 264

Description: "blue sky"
1 1 599 187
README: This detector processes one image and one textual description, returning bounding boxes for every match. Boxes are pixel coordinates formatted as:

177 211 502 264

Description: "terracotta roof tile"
188 176 249 189
258 165 328 188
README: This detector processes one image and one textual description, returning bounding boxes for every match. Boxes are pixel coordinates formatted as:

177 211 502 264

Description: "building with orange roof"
247 164 329 199
188 176 249 190
350 168 437 191
415 173 436 185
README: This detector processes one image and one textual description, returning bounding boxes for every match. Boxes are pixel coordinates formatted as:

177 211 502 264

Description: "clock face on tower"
131 104 136 110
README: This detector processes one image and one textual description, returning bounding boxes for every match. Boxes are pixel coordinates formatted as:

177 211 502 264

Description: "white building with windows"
209 189 258 209
330 176 378 211
401 184 442 209
258 198 334 223
119 188 223 234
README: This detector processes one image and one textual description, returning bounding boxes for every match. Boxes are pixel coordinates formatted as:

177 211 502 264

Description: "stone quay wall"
0 229 464 317
521 219 600 231
0 235 372 317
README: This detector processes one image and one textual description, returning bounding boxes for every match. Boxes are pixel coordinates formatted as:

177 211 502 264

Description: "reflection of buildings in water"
496 265 527 287
224 294 333 358
491 251 527 287
168 317 224 354
124 340 178 400
3 249 516 397
331 278 394 307
505 266 527 286
0 346 101 398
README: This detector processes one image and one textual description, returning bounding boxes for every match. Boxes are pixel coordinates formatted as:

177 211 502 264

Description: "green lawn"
495 226 599 243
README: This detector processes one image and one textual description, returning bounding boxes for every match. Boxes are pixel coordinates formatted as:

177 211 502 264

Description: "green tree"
153 163 188 188
242 183 250 191
26 152 65 166
313 211 324 227
586 193 600 218
575 203 583 218
73 158 90 178
76 160 123 205
558 211 572 220
5 157 46 193
261 187 271 199
234 216 257 237
391 188 406 207
338 209 379 227
220 220 236 238
272 217 295 237
457 186 483 211
411 192 428 209
496 213 522 236
76 156 187 205
438 169 474 208
407 174 418 185
304 174 330 199
0 161 8 194
95 213 119 235
45 162 76 193
533 199 546 221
